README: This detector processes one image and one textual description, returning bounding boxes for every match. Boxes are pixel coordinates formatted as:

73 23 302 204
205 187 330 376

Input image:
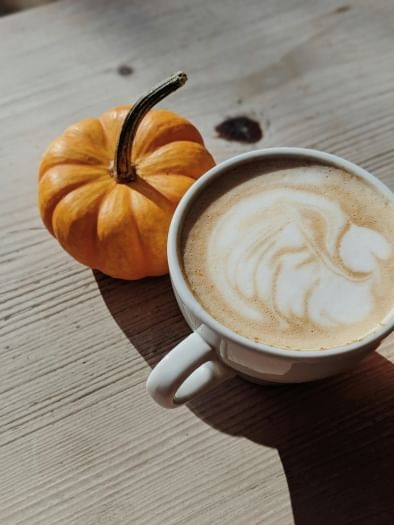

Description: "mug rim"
167 147 394 360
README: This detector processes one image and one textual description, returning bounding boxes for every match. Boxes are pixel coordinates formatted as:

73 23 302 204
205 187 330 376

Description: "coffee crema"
182 160 394 350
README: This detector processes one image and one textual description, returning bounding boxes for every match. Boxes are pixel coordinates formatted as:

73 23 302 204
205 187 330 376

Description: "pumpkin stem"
114 71 188 183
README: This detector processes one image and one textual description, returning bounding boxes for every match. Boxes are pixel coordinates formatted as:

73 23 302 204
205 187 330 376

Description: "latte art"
211 187 391 330
182 162 394 350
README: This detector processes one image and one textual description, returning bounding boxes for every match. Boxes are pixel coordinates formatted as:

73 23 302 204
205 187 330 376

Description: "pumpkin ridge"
92 186 122 269
98 117 112 156
133 112 205 161
141 174 195 204
51 180 111 239
128 190 147 270
134 135 204 163
97 114 126 159
123 175 175 214
39 165 108 185
39 174 111 235
39 159 108 179
137 140 215 180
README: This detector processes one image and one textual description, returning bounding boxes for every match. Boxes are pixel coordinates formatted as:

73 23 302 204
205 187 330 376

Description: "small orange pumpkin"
38 72 215 279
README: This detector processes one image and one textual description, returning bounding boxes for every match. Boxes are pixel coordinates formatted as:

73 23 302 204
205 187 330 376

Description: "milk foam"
182 162 394 350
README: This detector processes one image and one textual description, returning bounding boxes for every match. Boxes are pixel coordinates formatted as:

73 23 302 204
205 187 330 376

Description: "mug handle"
146 332 235 408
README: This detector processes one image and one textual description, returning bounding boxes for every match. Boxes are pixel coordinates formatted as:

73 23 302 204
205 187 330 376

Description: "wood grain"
0 0 393 523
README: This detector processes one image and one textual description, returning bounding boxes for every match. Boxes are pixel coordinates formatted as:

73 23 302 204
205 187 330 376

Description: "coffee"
182 160 394 350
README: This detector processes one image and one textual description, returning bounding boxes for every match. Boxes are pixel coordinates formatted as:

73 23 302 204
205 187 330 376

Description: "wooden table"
1 1 393 523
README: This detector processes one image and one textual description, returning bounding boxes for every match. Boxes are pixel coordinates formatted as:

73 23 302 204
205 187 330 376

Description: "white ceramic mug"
146 148 394 408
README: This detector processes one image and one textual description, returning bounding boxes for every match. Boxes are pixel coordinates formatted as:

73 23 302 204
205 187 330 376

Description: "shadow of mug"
95 271 394 525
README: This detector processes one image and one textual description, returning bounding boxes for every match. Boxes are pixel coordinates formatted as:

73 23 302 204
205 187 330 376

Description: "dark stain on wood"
215 116 263 144
335 5 351 13
117 65 133 76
